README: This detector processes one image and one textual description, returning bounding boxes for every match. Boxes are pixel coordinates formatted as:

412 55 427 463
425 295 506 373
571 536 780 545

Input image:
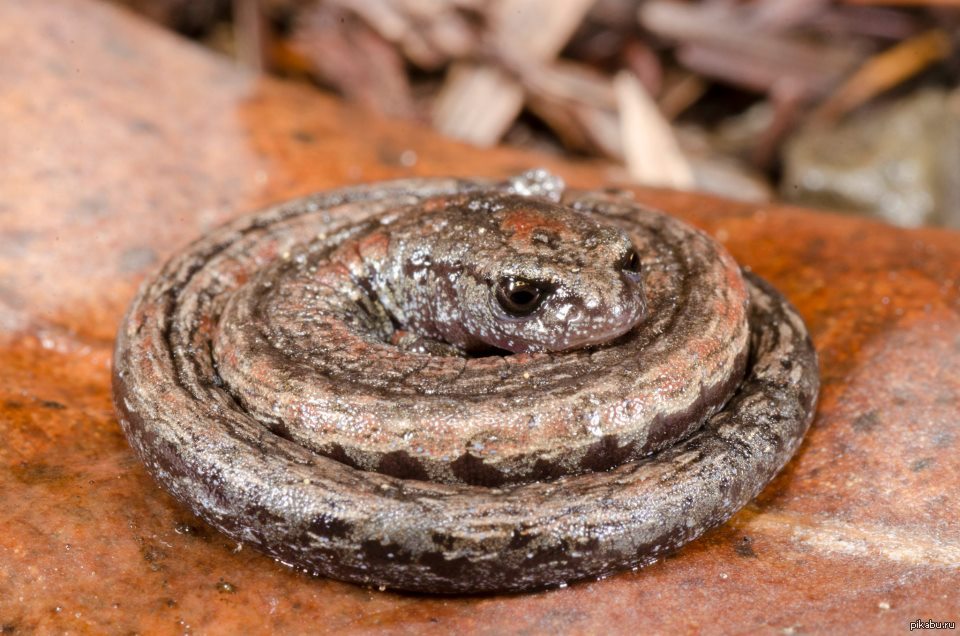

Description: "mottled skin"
113 171 819 594
336 193 647 354
245 193 646 361
211 174 751 485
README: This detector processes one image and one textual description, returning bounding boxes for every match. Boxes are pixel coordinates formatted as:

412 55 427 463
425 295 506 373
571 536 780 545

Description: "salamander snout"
475 225 648 353
401 195 650 354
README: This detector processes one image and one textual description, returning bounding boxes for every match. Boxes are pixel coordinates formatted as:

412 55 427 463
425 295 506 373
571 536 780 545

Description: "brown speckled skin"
207 175 752 486
112 172 816 593
259 171 649 356
4 0 960 632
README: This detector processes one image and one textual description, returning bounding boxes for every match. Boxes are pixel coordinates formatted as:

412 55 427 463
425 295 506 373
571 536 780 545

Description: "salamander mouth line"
113 170 818 594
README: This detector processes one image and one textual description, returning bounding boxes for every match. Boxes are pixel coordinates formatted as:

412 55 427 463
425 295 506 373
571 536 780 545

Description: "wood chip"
291 6 416 119
432 63 525 146
614 71 694 189
432 0 596 146
658 71 708 120
641 0 860 97
233 0 266 71
845 0 960 6
523 61 621 158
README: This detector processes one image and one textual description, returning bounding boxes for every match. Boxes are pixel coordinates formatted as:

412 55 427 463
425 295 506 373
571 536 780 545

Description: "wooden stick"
812 29 951 123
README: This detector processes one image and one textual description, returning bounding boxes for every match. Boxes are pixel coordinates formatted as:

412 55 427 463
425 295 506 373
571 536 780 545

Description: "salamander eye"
495 278 548 316
620 248 641 279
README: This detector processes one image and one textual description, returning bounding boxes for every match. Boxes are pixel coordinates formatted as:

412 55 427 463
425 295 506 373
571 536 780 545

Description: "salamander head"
454 196 647 353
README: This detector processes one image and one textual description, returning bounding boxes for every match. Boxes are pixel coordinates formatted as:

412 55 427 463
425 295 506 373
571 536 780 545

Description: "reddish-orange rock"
1 0 958 633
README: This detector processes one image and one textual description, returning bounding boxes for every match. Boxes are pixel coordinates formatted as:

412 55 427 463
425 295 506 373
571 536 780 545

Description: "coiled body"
113 171 819 593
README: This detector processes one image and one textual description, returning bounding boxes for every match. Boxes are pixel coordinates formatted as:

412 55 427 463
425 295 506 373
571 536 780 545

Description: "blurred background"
110 0 960 227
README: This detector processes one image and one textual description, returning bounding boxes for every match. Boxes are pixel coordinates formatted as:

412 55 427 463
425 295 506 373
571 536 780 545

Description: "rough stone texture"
0 0 957 632
782 89 960 229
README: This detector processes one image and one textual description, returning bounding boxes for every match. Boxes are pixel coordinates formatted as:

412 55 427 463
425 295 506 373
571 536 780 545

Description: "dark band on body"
113 173 818 593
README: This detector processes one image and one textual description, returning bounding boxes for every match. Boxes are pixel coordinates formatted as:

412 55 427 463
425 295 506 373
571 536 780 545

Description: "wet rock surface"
1 0 958 633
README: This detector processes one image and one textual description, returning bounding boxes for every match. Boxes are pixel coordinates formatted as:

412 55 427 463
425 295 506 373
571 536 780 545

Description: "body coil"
113 171 819 593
